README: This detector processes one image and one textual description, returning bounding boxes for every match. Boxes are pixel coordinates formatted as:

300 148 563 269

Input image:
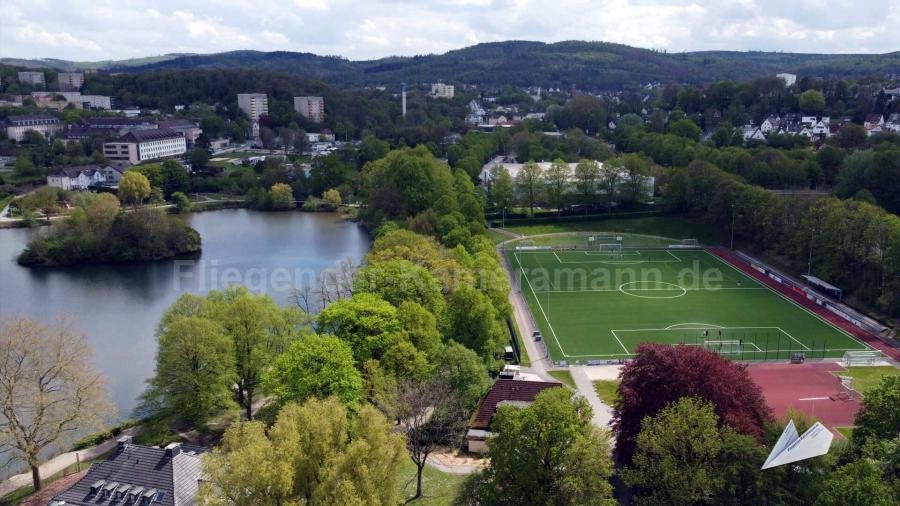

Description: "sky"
1 0 898 62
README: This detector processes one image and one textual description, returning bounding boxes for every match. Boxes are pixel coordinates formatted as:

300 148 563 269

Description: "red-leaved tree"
612 343 772 462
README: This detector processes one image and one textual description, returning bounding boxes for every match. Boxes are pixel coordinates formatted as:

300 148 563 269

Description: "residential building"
237 93 269 122
431 83 455 99
103 129 186 164
49 437 208 506
4 114 62 142
17 71 45 87
465 100 486 125
466 378 562 453
742 126 766 142
158 119 203 147
58 72 85 91
760 116 780 134
294 96 325 123
47 164 124 191
776 73 797 86
864 114 885 130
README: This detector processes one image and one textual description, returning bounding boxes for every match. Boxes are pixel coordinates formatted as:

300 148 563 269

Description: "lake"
0 209 370 417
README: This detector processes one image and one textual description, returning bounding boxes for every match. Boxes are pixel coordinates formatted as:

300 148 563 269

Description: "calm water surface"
0 209 369 416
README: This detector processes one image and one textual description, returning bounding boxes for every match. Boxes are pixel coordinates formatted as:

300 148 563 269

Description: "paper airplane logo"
762 420 834 469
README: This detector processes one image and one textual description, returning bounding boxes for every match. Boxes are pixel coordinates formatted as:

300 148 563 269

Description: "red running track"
747 362 859 434
707 247 900 361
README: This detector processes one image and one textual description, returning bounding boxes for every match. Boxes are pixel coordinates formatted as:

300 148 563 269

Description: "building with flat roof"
158 119 203 147
431 83 455 99
103 129 186 165
17 71 45 87
237 93 268 122
58 72 85 91
294 96 325 123
4 114 62 142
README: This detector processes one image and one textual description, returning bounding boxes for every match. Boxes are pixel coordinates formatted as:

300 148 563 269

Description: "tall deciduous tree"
0 317 114 491
515 161 543 216
574 159 600 212
544 159 571 215
118 171 151 205
612 343 772 462
143 315 235 424
458 387 615 506
852 375 900 448
489 164 515 212
262 333 363 408
200 397 405 506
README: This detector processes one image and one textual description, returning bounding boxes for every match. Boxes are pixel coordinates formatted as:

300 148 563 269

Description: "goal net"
597 243 623 253
703 339 743 355
842 350 882 367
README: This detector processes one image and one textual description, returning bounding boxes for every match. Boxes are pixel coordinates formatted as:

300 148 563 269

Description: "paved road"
494 230 615 427
0 427 141 498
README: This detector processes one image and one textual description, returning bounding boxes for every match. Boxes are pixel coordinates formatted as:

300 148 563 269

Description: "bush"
72 419 140 450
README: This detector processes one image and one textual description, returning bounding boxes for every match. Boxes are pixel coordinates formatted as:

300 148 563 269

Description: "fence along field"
505 239 872 363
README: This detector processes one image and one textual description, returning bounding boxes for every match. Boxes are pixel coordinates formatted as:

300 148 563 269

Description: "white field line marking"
665 250 682 261
778 326 811 351
608 330 631 354
799 397 831 401
542 287 767 293
514 252 569 358
554 346 870 359
666 322 725 329
702 250 872 352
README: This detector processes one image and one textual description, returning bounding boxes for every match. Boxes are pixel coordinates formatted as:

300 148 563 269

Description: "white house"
776 73 797 86
4 115 62 142
742 126 766 142
47 165 123 191
760 116 780 134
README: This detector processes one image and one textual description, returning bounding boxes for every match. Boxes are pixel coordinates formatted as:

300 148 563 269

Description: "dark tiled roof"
158 119 198 129
118 128 184 143
52 165 102 178
6 114 60 124
470 379 562 429
52 443 208 506
81 118 156 128
59 127 114 139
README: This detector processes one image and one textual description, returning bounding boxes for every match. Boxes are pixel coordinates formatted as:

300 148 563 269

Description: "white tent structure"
762 420 834 470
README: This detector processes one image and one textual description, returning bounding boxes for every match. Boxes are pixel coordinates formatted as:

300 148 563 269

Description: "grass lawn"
508 248 869 362
395 456 466 506
836 427 855 439
486 229 511 245
510 312 531 367
831 366 900 394
593 380 620 405
0 450 113 505
548 370 576 389
506 215 726 246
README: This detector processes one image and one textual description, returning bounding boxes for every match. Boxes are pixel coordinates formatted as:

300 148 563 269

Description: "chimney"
164 442 182 458
117 436 133 448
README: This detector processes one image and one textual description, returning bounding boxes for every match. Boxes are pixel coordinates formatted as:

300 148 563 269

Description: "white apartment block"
431 83 455 99
17 71 46 87
103 129 186 165
4 115 62 142
294 96 325 123
58 72 85 91
776 73 797 86
237 93 269 122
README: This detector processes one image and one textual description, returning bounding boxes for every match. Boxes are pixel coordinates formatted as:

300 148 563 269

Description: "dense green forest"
5 41 898 89
59 42 900 88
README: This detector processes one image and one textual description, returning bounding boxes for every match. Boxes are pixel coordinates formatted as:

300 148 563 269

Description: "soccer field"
507 247 872 362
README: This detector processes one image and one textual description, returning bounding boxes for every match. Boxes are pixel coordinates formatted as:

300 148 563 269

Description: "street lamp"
730 204 736 250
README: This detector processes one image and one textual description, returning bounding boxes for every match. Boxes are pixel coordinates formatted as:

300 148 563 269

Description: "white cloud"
0 0 897 61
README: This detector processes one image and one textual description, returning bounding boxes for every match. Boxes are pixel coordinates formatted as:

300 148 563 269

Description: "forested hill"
97 41 900 89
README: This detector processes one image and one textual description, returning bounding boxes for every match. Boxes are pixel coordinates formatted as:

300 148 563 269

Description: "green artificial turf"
507 248 870 362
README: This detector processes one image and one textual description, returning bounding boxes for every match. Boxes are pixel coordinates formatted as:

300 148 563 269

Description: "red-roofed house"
466 379 562 453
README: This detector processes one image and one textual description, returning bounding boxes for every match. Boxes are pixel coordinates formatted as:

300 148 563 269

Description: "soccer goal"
834 375 860 400
842 350 882 367
682 238 700 246
597 243 623 253
703 339 743 355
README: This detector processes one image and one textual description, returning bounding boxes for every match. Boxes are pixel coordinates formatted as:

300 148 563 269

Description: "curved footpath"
0 427 142 498
494 228 616 429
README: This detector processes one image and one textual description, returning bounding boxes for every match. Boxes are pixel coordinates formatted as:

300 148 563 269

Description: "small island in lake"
17 193 200 267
